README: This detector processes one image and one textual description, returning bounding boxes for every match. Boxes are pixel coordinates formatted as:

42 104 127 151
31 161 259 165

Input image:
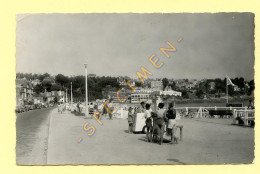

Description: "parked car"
24 105 35 111
35 103 42 109
30 104 36 110
24 105 30 111
15 106 24 113
89 107 95 115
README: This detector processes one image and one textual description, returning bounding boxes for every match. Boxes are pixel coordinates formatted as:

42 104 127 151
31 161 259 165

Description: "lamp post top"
84 64 88 68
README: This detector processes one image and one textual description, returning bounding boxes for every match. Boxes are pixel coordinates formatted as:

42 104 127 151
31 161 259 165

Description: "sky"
16 13 255 80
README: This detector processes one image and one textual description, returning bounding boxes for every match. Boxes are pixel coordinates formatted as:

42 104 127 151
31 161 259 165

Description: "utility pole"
66 88 68 103
226 78 228 104
84 63 90 119
71 82 73 104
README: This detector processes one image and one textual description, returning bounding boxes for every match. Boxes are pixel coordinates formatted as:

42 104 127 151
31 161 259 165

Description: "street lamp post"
84 64 90 118
65 88 68 103
70 82 73 104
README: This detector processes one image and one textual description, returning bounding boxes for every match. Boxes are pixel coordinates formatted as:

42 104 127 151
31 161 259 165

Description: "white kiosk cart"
132 90 182 133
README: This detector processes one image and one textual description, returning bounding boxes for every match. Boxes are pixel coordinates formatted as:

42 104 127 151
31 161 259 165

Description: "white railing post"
244 111 248 126
233 109 237 124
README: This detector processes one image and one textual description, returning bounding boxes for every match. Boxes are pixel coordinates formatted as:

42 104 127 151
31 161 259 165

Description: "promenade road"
16 107 54 165
47 109 254 165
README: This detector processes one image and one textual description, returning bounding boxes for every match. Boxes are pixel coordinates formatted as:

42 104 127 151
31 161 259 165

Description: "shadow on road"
195 119 234 126
138 137 172 145
167 158 186 164
195 119 254 129
138 137 148 142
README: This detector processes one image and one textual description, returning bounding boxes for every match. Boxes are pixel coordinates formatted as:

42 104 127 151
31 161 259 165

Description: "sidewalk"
47 108 254 165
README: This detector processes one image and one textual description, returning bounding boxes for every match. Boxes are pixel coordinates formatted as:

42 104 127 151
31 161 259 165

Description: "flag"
226 76 235 86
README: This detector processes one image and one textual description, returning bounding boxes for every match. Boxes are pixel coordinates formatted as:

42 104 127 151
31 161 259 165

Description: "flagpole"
226 77 228 104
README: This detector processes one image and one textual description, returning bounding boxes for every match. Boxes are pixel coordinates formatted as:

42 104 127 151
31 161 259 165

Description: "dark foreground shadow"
138 137 172 144
195 119 255 128
71 111 85 116
167 158 187 164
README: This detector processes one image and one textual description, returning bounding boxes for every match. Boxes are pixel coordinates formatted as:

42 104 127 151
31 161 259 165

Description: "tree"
180 90 189 99
248 80 254 96
215 78 225 93
54 96 58 104
162 78 169 90
33 84 44 94
135 81 142 88
42 79 52 92
51 83 62 91
169 81 176 90
196 90 204 99
233 77 245 89
55 74 69 86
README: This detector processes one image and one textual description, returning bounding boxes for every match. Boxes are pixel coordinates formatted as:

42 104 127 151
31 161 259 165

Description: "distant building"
151 80 163 90
31 79 41 86
34 96 43 104
130 91 150 103
175 79 199 90
43 76 55 83
234 86 241 91
88 74 96 78
57 90 65 102
108 91 130 103
117 77 135 87
16 78 33 106
209 82 216 90
175 79 187 89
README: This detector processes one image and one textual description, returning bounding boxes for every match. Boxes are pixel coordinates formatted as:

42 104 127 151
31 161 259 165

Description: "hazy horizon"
16 13 255 81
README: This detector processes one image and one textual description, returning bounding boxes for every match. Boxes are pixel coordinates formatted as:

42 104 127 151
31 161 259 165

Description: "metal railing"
233 109 255 126
174 106 249 119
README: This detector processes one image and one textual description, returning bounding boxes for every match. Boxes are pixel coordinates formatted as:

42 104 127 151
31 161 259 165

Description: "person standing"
107 99 114 120
136 102 146 113
144 103 153 141
154 102 166 145
128 107 134 133
58 103 61 114
103 100 108 116
166 103 178 144
248 100 254 109
77 101 81 113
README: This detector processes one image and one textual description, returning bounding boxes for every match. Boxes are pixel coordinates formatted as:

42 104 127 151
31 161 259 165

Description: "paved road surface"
16 107 55 165
47 109 254 165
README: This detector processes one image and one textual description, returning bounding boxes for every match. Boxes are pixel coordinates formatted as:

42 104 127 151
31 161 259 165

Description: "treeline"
161 77 254 99
16 73 120 101
17 73 254 101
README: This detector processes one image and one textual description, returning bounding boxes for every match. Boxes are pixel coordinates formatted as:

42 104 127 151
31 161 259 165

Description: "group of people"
102 99 114 120
127 101 179 144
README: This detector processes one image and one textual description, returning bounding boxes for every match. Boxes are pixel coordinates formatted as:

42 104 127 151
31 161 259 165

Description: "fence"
175 106 250 119
233 109 255 126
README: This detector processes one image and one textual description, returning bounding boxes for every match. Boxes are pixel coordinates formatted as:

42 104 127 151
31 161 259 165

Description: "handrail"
175 106 248 110
233 109 255 126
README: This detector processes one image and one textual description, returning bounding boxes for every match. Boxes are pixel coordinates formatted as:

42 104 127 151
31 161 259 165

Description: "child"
144 103 152 125
144 104 153 142
128 107 134 134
